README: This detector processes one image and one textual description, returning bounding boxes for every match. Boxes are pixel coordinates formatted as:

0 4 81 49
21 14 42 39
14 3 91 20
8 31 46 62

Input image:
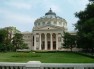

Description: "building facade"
22 32 33 50
22 9 68 51
4 26 20 40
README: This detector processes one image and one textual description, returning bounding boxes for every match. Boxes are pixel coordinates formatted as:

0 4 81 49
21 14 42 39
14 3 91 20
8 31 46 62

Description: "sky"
0 0 89 32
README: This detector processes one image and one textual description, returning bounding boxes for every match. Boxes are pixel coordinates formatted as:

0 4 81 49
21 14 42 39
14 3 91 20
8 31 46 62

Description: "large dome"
34 9 67 29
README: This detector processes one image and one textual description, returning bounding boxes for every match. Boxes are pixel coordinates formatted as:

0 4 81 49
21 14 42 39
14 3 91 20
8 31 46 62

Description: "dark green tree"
0 29 8 52
12 33 28 51
75 0 94 54
63 32 76 51
89 0 94 2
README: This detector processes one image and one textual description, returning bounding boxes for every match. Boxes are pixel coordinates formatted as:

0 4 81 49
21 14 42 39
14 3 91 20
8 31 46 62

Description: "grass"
0 52 94 63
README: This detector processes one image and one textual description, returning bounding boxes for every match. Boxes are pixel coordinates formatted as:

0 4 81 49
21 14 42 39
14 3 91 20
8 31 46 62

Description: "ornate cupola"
45 8 56 16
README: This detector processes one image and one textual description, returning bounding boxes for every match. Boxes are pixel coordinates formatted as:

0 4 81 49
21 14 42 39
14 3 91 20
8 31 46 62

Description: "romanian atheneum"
5 9 75 51
22 9 68 51
32 9 67 51
4 9 77 51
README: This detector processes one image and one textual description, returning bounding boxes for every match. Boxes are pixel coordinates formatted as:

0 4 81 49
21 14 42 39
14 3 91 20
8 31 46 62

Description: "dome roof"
45 8 56 16
34 9 67 29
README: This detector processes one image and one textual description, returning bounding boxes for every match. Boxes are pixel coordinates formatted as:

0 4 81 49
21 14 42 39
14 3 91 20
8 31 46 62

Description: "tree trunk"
70 45 72 52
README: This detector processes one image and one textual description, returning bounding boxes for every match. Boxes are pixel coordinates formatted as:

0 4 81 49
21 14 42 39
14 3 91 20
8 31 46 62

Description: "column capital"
33 33 36 35
39 33 41 35
56 33 58 35
44 33 47 35
50 33 53 35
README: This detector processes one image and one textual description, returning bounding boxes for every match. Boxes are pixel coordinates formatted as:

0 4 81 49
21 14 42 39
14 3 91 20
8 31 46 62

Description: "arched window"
38 23 40 26
59 22 62 25
54 21 57 25
47 21 51 25
42 22 45 26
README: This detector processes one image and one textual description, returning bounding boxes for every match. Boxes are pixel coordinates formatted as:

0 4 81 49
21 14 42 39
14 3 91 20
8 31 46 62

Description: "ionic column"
56 33 58 50
45 33 47 50
39 33 41 50
50 33 53 50
34 34 36 50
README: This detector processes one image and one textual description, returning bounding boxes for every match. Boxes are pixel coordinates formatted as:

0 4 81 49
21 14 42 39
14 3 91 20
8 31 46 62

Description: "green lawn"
0 52 94 63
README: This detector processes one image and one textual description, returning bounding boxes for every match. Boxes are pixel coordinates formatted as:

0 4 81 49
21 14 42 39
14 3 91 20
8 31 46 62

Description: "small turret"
45 8 56 16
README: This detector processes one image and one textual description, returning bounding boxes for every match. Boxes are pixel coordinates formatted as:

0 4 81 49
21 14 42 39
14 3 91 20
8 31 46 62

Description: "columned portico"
33 9 67 51
34 33 60 51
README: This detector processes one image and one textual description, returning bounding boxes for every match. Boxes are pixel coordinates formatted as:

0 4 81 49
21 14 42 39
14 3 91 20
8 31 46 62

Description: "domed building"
3 9 77 51
31 9 67 50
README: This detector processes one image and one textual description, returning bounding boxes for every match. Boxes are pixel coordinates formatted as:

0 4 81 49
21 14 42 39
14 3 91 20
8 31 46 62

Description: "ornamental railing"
0 61 94 69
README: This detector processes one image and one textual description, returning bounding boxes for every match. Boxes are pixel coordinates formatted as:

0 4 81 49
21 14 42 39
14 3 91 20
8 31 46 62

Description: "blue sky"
0 0 89 32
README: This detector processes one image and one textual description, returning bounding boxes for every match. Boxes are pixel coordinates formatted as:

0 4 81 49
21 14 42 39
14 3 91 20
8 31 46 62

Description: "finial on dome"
50 8 51 10
45 8 56 16
49 8 52 12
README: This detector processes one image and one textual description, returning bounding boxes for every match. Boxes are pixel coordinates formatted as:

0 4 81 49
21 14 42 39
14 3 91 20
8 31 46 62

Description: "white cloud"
67 0 89 10
0 0 89 31
0 9 35 24
67 0 88 5
6 2 32 10
42 0 61 13
7 14 34 23
50 5 61 12
0 9 10 14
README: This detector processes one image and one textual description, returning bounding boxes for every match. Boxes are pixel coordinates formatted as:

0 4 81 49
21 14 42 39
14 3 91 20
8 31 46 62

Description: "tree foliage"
12 33 28 51
0 29 8 52
89 0 94 2
0 29 28 52
75 0 94 53
0 29 8 43
63 32 76 51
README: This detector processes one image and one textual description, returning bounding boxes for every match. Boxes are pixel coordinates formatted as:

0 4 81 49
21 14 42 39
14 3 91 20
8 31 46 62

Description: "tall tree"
75 0 94 54
0 29 8 52
63 32 76 51
12 33 28 51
